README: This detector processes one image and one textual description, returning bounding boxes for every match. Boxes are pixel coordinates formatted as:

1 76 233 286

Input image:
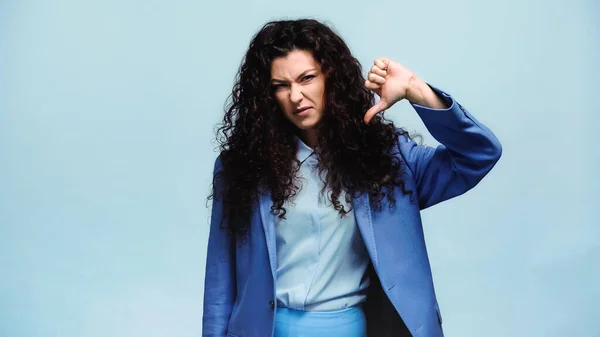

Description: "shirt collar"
295 135 315 163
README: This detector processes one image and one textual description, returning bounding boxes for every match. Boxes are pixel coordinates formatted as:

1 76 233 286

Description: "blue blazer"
203 88 502 337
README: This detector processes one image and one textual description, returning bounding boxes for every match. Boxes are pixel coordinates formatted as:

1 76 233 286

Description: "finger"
369 65 387 77
374 58 389 71
365 80 382 97
364 80 381 91
367 72 386 85
364 99 390 124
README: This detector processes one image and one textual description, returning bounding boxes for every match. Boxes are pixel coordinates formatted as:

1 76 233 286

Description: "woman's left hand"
364 57 446 124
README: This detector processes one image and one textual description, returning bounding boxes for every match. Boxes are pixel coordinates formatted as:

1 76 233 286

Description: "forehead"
270 50 320 79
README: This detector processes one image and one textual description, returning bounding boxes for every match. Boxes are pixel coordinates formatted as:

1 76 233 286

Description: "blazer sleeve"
397 86 502 209
202 156 236 336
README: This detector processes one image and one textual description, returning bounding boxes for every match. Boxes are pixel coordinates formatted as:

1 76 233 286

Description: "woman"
203 19 501 337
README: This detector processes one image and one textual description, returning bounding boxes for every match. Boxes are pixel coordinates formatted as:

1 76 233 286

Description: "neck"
300 129 318 149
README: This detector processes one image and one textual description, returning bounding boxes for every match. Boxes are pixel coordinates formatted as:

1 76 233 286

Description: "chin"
291 113 319 128
294 119 320 130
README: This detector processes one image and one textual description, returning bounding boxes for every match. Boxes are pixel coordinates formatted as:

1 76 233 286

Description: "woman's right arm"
202 156 236 337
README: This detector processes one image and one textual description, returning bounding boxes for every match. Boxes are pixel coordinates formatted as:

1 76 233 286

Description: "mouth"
295 106 312 116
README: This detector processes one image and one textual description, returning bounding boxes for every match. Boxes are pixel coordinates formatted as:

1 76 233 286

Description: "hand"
363 57 417 124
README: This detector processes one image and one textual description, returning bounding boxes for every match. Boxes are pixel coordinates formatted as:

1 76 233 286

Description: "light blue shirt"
274 137 371 311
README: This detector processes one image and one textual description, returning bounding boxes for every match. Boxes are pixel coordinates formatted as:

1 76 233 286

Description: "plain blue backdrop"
1 0 599 336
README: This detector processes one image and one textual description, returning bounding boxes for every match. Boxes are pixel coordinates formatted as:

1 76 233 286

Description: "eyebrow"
271 69 317 84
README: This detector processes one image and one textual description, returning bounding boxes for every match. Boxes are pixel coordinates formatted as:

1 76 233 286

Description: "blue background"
1 0 599 336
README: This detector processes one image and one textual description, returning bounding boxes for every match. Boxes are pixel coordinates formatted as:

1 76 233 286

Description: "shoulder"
211 154 225 189
392 127 436 177
392 127 426 159
213 154 223 173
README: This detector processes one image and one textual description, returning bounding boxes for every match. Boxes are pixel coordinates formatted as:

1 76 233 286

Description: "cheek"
313 84 326 107
274 93 289 110
274 95 293 120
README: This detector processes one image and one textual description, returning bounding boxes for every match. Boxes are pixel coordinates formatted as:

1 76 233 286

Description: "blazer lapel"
353 192 379 269
258 191 277 281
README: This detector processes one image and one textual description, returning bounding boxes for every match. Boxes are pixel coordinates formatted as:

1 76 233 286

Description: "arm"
202 156 236 336
399 85 502 209
363 58 501 209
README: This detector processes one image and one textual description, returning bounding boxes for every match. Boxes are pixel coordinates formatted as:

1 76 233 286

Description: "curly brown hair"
211 19 413 239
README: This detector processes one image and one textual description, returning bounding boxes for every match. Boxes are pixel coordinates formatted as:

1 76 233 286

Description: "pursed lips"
295 106 311 115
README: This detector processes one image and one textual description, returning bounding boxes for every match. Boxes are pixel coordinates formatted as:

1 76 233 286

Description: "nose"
289 83 303 104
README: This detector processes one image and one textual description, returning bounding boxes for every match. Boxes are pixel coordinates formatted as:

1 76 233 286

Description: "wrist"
407 77 447 109
406 75 427 105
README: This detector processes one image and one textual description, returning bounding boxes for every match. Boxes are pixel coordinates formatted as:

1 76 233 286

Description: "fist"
364 57 416 124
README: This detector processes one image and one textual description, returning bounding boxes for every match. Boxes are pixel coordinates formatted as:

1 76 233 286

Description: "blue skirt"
274 306 366 337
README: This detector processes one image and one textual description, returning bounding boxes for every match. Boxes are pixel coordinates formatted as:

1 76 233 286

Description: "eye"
302 75 315 81
271 83 286 90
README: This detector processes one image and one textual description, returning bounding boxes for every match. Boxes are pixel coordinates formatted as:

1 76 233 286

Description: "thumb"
364 99 390 124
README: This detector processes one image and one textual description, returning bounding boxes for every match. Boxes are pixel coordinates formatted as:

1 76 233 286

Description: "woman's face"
270 50 326 133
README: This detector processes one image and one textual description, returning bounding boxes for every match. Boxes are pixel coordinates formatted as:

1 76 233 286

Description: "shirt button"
269 300 275 309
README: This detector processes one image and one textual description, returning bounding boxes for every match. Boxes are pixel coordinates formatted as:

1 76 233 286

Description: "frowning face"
270 50 326 136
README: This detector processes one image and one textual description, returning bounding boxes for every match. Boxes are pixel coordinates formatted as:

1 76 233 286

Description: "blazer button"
269 300 275 309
